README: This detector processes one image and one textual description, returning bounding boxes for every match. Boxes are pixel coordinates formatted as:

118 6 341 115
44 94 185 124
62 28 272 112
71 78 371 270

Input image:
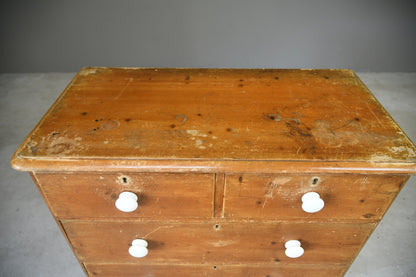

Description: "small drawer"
63 220 373 265
35 173 214 219
224 174 406 220
86 263 346 277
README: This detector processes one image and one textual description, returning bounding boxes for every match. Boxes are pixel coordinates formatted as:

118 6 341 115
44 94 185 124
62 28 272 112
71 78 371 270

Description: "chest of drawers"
11 68 416 276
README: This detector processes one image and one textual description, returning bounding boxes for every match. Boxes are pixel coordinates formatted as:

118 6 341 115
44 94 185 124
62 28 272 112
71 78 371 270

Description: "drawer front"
63 220 374 264
86 264 346 277
224 174 406 220
35 173 214 219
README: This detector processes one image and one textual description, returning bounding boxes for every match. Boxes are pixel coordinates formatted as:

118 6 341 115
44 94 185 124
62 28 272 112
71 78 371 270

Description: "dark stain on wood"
363 213 375 218
10 68 416 173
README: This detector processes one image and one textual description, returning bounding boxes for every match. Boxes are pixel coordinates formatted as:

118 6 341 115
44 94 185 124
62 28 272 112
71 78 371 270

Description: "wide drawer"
86 263 346 277
224 174 407 220
63 220 374 264
35 173 214 219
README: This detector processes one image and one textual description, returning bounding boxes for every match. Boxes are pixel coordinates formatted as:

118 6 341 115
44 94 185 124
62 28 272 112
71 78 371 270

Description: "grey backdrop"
1 0 415 73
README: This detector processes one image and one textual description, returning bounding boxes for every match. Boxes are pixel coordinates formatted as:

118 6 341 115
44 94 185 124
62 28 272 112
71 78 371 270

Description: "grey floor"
0 72 415 277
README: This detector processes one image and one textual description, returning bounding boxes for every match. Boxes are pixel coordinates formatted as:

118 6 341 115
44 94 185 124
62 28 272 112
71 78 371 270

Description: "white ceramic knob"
129 239 148 258
115 191 138 212
285 240 304 258
301 192 324 213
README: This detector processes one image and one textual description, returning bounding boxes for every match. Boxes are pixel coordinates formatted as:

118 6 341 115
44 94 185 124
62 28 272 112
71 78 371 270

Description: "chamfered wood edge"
11 157 416 174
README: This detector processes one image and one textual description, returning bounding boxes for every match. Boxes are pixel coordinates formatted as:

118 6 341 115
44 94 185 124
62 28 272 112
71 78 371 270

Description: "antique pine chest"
11 68 416 276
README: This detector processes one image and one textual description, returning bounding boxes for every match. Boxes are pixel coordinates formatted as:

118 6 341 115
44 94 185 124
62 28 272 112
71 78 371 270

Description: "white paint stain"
262 177 292 208
186 129 215 149
186 130 200 136
79 68 98 76
390 146 416 158
370 153 393 161
210 240 237 247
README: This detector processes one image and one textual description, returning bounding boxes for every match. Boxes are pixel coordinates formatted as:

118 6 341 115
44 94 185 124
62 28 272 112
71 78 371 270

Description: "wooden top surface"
11 68 416 173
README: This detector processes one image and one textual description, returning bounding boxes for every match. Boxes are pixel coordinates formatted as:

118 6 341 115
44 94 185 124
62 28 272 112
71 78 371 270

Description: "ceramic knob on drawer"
129 239 148 258
301 192 324 213
285 240 304 258
115 191 138 212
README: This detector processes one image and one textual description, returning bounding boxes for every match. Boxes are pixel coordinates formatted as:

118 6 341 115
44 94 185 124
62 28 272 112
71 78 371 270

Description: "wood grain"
35 172 214 219
85 263 346 277
29 173 90 276
214 173 225 217
63 220 374 265
10 68 416 277
11 68 416 173
224 174 408 221
12 158 416 174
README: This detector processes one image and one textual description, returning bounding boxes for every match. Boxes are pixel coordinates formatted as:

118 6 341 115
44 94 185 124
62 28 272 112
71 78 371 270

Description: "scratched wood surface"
63 220 373 264
85 264 346 277
11 67 416 173
224 174 408 221
34 172 214 219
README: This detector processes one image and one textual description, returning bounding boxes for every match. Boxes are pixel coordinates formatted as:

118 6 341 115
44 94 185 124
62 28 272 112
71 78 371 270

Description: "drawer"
224 174 406 220
63 220 374 264
35 173 214 219
86 264 346 277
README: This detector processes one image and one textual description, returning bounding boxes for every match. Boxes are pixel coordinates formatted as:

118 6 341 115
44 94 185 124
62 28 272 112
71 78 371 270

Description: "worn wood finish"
11 68 416 174
10 68 416 276
225 174 408 221
85 264 346 277
63 220 374 264
35 172 214 219
12 158 416 174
